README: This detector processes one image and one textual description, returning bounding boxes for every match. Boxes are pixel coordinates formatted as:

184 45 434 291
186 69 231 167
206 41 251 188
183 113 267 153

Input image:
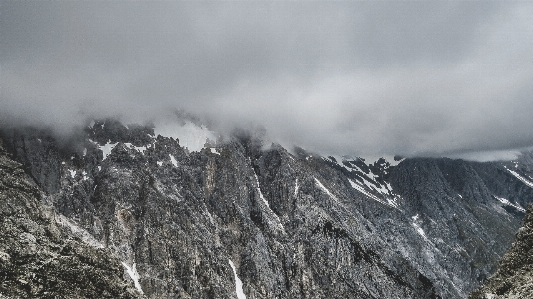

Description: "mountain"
468 203 533 299
0 140 141 298
1 119 532 298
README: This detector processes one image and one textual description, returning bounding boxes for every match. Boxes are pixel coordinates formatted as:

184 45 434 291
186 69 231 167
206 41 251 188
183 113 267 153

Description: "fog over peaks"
2 1 533 160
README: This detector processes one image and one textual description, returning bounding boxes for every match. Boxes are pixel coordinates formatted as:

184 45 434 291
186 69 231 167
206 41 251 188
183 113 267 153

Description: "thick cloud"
2 1 533 159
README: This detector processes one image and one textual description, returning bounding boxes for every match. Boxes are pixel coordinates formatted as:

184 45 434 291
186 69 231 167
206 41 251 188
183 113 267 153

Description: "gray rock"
468 204 533 299
2 121 533 298
0 143 142 299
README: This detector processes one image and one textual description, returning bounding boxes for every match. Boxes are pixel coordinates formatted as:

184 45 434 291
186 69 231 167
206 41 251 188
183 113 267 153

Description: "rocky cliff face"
468 203 533 299
1 119 532 298
0 141 142 298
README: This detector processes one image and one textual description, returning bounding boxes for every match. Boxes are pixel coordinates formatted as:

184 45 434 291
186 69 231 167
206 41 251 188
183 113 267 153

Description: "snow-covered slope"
322 155 402 208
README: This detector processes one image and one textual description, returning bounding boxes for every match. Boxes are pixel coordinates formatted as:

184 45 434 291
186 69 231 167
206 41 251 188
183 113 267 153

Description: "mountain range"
1 118 532 298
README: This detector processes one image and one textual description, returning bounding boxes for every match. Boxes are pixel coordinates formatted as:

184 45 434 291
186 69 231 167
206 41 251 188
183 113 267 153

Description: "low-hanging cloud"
2 1 533 159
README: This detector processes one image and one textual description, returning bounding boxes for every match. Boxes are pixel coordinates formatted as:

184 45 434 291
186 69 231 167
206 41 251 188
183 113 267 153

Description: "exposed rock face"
468 204 533 299
0 143 142 298
1 120 533 299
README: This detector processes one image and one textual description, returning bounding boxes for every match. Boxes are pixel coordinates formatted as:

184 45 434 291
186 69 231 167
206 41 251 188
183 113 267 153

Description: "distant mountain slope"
1 119 533 298
468 203 533 299
0 142 142 299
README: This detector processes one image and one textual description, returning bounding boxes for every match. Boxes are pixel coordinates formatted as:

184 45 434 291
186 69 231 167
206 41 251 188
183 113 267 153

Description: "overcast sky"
2 1 533 159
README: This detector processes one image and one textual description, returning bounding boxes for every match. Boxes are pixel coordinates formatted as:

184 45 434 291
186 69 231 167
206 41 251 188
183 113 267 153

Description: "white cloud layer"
2 1 533 159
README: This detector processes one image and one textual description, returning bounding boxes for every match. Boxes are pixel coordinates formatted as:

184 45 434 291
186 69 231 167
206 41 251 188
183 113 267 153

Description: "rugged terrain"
1 119 533 298
0 141 142 298
469 203 533 299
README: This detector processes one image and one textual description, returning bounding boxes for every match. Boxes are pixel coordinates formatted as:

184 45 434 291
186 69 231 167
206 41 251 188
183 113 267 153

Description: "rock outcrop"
2 120 533 298
468 204 533 299
0 142 142 298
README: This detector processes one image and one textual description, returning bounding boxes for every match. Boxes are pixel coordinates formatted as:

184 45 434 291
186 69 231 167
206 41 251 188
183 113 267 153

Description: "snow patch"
373 181 390 196
82 170 88 180
169 154 178 167
157 161 163 166
314 177 335 199
69 169 76 178
254 174 269 208
329 155 403 169
324 155 353 172
294 178 299 197
386 196 400 208
413 223 428 241
349 179 398 208
254 173 284 230
363 155 404 166
124 143 148 154
324 155 398 200
411 214 429 242
228 260 246 299
121 262 144 294
506 167 533 188
350 179 380 201
95 141 118 160
494 195 526 212
83 148 87 156
210 147 220 155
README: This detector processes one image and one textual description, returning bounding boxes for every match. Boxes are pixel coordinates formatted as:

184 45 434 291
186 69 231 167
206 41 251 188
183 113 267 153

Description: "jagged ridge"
0 142 142 298
1 120 533 298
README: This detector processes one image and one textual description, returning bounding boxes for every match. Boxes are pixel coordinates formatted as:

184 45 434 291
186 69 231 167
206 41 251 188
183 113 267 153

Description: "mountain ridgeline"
1 119 532 298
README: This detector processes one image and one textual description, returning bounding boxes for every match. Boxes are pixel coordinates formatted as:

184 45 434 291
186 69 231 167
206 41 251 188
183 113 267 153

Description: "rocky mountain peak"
1 120 533 298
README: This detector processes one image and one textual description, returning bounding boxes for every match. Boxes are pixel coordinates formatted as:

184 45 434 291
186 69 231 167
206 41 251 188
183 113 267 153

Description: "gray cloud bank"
2 1 533 160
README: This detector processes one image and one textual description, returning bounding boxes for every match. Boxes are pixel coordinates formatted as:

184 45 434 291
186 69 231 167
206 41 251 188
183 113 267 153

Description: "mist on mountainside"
2 1 533 160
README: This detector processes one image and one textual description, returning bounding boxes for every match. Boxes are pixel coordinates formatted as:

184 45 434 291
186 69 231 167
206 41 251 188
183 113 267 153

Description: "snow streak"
506 167 533 188
122 262 144 294
228 260 246 299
